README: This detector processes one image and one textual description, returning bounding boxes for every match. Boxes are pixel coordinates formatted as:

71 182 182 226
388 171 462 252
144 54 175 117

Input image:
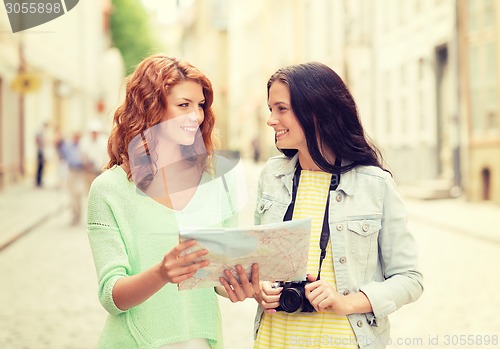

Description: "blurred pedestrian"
54 127 69 189
63 132 85 225
224 62 423 349
80 119 108 188
34 121 49 187
86 55 244 349
251 137 261 163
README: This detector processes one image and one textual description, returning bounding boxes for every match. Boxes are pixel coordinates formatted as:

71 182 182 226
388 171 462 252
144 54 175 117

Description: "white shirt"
80 132 108 173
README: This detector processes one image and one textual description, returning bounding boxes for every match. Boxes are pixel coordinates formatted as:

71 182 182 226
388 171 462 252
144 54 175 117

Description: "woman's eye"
198 103 205 109
278 106 287 111
179 103 189 107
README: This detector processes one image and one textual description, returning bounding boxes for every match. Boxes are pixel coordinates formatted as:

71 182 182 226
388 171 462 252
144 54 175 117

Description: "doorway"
481 168 491 201
435 44 450 178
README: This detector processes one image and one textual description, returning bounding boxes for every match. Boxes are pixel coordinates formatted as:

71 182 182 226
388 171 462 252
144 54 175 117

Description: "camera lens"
280 288 304 313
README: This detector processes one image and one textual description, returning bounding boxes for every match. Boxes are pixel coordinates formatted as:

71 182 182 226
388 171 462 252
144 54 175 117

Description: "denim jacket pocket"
347 219 382 237
257 195 274 214
346 218 382 274
256 193 288 225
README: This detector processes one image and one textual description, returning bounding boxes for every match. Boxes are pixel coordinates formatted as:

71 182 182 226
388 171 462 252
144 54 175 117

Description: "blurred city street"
1 1 500 348
0 159 499 349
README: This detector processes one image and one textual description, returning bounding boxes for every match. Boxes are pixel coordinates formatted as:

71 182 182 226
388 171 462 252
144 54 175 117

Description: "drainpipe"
18 37 25 176
452 0 464 196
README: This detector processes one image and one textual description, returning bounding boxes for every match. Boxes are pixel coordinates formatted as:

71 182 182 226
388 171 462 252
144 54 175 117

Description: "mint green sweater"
87 166 237 349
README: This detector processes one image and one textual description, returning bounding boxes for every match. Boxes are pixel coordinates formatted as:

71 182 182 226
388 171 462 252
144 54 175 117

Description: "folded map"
178 218 311 290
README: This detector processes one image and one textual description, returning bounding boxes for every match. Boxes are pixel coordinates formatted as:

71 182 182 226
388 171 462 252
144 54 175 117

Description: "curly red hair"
106 55 216 182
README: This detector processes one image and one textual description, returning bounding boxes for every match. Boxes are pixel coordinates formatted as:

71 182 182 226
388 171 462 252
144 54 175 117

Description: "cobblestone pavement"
386 219 500 349
0 210 106 349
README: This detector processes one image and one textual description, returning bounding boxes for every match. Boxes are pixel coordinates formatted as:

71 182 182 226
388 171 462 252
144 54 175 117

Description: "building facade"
225 0 346 160
159 0 347 160
359 0 461 197
459 0 500 203
0 0 124 190
151 0 499 204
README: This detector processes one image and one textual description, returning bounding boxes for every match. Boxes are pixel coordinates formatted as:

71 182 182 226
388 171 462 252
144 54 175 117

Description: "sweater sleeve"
87 178 130 316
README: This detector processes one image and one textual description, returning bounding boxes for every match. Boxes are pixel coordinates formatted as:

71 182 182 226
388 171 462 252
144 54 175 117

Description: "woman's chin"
179 138 196 146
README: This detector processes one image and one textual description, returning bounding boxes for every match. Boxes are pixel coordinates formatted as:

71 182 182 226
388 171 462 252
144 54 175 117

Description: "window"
384 72 392 135
385 100 392 134
468 0 496 32
468 42 498 133
418 90 425 131
401 97 407 134
400 63 407 86
418 58 425 81
485 0 494 27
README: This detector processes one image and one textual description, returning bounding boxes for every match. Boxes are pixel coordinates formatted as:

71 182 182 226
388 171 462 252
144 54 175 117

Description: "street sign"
10 73 41 93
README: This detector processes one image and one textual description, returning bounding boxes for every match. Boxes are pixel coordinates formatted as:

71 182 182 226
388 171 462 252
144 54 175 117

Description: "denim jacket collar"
273 154 298 196
337 167 355 196
273 153 355 197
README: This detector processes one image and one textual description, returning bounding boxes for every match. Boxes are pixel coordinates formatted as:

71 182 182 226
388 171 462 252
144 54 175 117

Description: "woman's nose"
188 111 199 122
267 113 278 127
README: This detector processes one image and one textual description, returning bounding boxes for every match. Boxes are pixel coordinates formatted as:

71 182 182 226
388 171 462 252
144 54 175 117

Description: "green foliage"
109 0 161 75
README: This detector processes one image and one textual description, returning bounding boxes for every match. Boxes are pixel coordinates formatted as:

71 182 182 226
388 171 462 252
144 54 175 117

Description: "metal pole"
18 38 25 177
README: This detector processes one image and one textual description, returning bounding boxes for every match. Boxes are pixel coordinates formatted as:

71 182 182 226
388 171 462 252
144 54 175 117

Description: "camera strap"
283 157 342 281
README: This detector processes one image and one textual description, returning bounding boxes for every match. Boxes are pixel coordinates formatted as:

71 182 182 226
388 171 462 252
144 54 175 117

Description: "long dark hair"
267 62 386 173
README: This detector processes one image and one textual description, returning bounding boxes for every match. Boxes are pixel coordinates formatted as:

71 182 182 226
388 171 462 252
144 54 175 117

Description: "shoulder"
261 155 291 175
353 165 391 180
340 165 394 197
266 154 290 165
89 166 129 196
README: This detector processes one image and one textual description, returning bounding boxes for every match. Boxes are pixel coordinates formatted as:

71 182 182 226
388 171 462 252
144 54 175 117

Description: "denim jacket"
253 154 423 349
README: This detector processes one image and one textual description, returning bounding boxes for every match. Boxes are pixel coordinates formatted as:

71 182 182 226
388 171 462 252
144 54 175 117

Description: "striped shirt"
254 170 357 349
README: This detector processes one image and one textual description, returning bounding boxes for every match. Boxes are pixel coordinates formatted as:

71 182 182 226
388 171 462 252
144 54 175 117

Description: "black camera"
274 280 315 313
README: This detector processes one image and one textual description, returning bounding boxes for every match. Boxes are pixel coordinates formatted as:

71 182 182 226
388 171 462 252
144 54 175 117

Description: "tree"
110 0 161 75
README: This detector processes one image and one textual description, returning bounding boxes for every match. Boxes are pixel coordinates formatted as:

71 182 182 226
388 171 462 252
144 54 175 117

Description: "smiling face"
267 81 307 154
160 79 205 146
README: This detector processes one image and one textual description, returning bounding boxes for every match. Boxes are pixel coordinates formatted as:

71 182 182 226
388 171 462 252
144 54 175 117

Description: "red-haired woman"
87 55 238 349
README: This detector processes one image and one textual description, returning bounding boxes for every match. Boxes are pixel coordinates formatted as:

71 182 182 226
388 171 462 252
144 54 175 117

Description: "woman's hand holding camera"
259 281 282 314
304 275 344 313
305 274 373 315
250 274 353 315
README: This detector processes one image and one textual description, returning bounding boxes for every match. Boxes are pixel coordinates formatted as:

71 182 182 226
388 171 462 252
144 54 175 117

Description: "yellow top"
254 170 357 349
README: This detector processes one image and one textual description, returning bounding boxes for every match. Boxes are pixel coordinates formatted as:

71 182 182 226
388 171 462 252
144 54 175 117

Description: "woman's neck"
297 149 336 171
155 139 183 168
298 151 321 171
119 140 184 179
